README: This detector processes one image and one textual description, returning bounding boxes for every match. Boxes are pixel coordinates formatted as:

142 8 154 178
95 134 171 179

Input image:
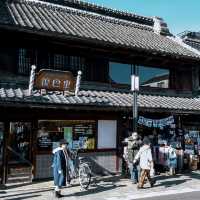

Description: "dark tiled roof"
1 88 200 112
184 39 200 51
178 31 200 51
1 0 200 60
41 0 154 26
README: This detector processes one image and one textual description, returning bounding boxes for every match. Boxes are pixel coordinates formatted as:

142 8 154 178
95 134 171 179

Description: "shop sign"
35 69 75 91
138 115 174 129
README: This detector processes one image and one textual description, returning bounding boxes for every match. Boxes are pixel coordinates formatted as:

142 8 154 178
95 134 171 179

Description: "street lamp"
131 73 139 132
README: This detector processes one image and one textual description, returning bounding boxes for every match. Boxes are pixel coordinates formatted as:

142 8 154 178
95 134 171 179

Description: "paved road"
135 191 200 200
2 172 200 200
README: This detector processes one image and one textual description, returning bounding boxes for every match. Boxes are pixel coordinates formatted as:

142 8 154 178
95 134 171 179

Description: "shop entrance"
6 122 33 184
0 122 4 184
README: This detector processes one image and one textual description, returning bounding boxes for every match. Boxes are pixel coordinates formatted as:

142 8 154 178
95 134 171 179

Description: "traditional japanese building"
0 0 200 185
179 31 200 51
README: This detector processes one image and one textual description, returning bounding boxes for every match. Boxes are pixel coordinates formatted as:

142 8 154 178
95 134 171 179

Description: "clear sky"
86 0 200 35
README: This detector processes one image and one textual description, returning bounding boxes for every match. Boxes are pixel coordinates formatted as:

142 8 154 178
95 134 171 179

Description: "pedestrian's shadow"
185 171 200 180
155 174 182 181
154 178 191 188
63 182 126 197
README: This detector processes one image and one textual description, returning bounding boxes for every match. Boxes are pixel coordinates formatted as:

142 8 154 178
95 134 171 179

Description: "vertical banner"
64 127 73 149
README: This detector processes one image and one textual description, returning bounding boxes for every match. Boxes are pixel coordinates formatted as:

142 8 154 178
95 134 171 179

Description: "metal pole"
132 90 138 132
132 64 138 132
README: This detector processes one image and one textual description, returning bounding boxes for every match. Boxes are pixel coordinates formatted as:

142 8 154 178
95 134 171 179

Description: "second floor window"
109 62 170 88
50 54 85 72
17 48 85 76
109 62 132 85
18 48 36 75
139 66 169 88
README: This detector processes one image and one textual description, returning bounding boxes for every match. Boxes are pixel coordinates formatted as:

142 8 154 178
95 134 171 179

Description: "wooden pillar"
192 66 199 92
2 121 9 185
31 119 38 179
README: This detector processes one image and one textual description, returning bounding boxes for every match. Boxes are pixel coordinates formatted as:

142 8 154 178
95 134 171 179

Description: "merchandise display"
138 116 200 173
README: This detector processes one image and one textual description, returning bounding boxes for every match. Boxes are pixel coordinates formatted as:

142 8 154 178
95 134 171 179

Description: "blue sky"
86 0 200 35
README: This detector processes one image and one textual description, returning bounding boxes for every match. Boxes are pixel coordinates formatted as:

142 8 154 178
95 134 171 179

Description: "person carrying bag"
133 137 156 189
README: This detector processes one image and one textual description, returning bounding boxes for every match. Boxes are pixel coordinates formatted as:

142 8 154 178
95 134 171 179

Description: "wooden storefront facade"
1 0 200 184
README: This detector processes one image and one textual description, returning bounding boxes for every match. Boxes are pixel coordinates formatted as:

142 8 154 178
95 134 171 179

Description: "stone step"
9 167 32 174
7 167 33 185
8 172 32 178
7 176 32 184
5 180 32 187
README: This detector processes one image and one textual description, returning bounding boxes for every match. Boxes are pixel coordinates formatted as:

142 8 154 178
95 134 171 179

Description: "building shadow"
1 188 52 199
5 194 41 200
4 178 53 190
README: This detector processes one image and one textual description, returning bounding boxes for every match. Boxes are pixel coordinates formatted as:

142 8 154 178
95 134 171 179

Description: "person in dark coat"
52 139 68 198
127 132 142 184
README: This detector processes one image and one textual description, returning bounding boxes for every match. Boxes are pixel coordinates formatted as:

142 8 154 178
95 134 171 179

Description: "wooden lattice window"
18 48 36 75
51 54 85 73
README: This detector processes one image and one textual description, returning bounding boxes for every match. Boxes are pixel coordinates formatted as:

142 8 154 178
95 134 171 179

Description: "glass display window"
38 120 96 151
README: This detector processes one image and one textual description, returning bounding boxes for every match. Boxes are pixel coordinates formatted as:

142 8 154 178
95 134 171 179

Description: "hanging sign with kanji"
35 69 75 91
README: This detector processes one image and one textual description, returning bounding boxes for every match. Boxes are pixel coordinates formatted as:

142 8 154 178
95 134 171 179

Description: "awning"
0 88 200 113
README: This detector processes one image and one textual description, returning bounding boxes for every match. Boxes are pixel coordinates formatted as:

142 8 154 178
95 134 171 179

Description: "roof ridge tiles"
169 36 200 57
10 0 153 31
21 0 154 25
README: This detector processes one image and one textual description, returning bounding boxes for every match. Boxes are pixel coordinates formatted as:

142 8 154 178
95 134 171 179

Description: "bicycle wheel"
79 164 91 189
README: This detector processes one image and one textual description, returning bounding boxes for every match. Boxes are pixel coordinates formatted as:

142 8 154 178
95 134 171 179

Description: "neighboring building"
141 74 169 88
0 0 200 184
179 31 200 51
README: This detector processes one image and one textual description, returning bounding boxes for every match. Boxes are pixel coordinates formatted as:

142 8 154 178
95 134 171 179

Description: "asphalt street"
135 191 200 200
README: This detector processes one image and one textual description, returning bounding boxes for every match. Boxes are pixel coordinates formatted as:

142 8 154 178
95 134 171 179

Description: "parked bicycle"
68 149 92 190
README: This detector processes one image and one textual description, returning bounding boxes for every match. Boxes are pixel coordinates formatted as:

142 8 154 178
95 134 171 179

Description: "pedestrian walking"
52 139 68 198
126 132 142 184
168 144 177 175
134 137 155 189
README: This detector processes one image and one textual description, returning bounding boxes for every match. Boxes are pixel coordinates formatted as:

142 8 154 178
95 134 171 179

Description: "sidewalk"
1 171 200 200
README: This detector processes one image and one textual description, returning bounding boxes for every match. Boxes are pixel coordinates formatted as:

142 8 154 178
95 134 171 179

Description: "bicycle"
68 149 92 190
